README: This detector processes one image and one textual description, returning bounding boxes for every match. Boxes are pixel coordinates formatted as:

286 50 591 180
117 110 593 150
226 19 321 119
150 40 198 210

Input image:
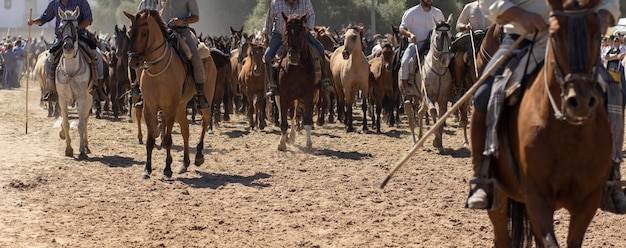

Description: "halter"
544 7 597 124
128 20 172 76
60 18 79 58
431 23 452 62
284 19 308 66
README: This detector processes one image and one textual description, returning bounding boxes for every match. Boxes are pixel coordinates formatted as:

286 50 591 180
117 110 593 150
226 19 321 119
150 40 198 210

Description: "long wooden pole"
25 8 32 134
380 32 529 189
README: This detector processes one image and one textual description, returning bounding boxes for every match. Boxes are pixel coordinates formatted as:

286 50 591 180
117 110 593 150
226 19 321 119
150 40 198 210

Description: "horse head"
430 14 453 67
380 42 394 71
114 25 130 59
546 0 601 124
282 12 309 66
246 38 265 76
342 26 363 60
58 6 80 55
124 9 168 70
230 26 244 51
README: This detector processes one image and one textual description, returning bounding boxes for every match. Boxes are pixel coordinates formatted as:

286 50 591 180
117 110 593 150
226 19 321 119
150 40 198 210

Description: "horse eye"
141 32 147 38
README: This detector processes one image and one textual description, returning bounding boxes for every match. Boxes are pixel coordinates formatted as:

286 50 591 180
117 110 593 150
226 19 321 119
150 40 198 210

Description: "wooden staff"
468 23 479 78
25 8 32 134
381 32 530 189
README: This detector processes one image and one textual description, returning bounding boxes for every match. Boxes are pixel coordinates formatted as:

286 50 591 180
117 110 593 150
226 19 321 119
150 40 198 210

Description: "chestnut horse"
238 38 267 130
330 26 370 132
124 10 217 179
368 43 395 134
275 13 319 151
486 0 611 247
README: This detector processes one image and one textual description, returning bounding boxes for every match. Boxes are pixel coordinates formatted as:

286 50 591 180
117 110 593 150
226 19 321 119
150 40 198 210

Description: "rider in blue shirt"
28 0 103 102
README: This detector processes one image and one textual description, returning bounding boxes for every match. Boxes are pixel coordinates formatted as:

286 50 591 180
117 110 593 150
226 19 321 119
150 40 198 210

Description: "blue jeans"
399 41 426 80
473 34 533 113
264 32 326 67
45 39 103 80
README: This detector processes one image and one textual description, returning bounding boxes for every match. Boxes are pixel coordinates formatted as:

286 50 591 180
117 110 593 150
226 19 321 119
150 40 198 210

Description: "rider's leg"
453 51 466 101
181 29 209 109
305 33 333 92
399 43 418 103
44 40 63 101
264 32 283 97
466 82 491 209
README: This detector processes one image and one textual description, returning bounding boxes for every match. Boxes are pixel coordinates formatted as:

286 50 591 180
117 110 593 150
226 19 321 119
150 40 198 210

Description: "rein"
129 21 172 77
544 8 596 124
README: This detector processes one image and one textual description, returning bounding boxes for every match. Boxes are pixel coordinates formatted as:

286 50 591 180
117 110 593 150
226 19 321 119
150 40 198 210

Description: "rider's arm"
263 3 274 36
29 2 56 26
398 9 416 43
77 0 93 30
456 4 471 32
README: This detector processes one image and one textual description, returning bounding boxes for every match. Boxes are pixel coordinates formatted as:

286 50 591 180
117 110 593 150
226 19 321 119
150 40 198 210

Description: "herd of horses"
27 1 625 246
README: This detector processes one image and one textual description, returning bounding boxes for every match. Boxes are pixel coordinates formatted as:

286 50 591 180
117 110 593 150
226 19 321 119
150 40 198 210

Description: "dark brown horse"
486 0 611 247
275 13 319 151
368 42 395 134
124 10 217 179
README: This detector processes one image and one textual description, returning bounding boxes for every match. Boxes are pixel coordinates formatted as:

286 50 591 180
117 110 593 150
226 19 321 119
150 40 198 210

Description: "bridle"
128 18 172 76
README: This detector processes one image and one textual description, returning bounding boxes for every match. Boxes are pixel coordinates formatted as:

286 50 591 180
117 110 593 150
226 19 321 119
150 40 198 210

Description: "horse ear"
301 13 308 24
282 12 288 22
122 25 127 32
74 6 80 17
123 11 135 21
239 26 244 33
447 14 454 24
115 25 119 32
58 7 65 19
230 27 235 33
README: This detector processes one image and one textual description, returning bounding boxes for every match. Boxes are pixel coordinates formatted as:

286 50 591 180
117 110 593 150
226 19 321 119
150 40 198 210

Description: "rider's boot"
401 79 411 104
44 51 60 102
318 56 334 93
133 84 143 108
610 162 626 214
467 111 491 209
265 63 278 97
194 83 209 109
453 53 466 101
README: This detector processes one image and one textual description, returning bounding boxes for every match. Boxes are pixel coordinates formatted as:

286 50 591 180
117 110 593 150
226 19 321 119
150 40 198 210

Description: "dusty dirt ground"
1 80 626 248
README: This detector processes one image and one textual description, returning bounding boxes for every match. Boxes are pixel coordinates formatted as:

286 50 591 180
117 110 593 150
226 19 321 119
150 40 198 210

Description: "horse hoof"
178 166 188 174
141 173 150 180
346 126 355 133
278 144 287 151
65 148 73 157
78 153 88 160
195 156 205 166
164 169 173 178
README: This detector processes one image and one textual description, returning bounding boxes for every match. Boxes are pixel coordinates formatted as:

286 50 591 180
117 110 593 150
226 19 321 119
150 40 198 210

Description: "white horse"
56 7 93 159
412 15 454 153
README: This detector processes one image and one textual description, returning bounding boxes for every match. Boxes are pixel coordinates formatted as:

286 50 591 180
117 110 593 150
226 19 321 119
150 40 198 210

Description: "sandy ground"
1 79 625 248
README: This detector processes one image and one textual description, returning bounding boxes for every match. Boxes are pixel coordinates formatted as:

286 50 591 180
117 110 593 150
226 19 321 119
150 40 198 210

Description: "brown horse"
455 23 503 147
330 26 370 132
368 42 395 134
275 13 319 151
312 26 339 52
238 38 267 130
486 0 611 246
33 50 60 117
124 10 217 179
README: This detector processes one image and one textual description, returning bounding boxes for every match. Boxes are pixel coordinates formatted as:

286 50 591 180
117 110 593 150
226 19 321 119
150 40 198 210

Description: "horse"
124 9 217 179
109 24 132 120
312 26 339 52
410 16 454 153
275 13 319 151
238 37 267 130
55 7 93 159
485 0 612 246
453 23 503 147
368 42 395 134
228 26 247 115
330 26 370 132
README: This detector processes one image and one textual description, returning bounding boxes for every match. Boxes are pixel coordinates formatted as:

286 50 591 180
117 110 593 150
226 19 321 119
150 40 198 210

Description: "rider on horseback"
262 0 333 98
398 0 444 103
466 0 626 213
160 0 209 109
27 0 104 102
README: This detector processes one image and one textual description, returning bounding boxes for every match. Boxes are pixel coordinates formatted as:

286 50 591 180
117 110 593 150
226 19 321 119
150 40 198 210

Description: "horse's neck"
61 49 85 72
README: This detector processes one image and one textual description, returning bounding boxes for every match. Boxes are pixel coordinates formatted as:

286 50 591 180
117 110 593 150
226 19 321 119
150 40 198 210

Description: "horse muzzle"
342 50 350 59
128 54 144 70
562 81 598 124
288 53 301 66
63 40 74 50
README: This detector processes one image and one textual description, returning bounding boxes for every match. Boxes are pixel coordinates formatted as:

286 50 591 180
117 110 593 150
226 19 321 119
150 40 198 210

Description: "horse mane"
138 9 168 38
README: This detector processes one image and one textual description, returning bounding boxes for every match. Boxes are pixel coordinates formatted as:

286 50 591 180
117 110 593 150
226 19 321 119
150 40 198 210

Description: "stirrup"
467 177 496 209
196 95 209 109
321 79 334 92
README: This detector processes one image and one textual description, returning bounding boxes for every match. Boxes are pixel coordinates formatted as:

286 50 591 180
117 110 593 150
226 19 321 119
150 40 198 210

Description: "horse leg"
59 99 73 157
277 96 288 151
259 95 267 130
303 97 315 150
460 102 469 147
247 93 255 129
174 106 191 174
142 107 159 179
566 186 604 247
77 93 93 160
525 194 559 247
433 102 445 153
361 95 368 132
376 104 382 134
136 107 144 144
160 111 176 178
288 101 297 144
487 191 513 248
346 92 356 132
195 105 213 167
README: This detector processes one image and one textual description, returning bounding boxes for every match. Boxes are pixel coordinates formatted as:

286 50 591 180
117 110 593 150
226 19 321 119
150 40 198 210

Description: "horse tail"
508 199 533 248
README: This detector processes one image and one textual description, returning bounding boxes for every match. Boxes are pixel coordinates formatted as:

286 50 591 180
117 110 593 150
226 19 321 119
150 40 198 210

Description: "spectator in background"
2 42 17 89
13 39 25 81
604 36 625 83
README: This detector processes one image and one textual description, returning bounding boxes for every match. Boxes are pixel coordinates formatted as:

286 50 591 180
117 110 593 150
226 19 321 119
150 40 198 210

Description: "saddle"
450 30 485 54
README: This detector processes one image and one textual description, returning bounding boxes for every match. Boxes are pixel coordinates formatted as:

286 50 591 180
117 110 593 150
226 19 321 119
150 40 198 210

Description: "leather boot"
610 162 626 214
44 51 59 102
195 83 209 109
265 63 278 97
467 111 491 209
401 79 410 104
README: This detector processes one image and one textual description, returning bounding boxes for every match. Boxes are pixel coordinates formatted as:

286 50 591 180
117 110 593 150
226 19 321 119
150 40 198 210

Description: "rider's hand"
466 23 472 31
409 34 418 44
171 18 186 27
27 19 39 26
